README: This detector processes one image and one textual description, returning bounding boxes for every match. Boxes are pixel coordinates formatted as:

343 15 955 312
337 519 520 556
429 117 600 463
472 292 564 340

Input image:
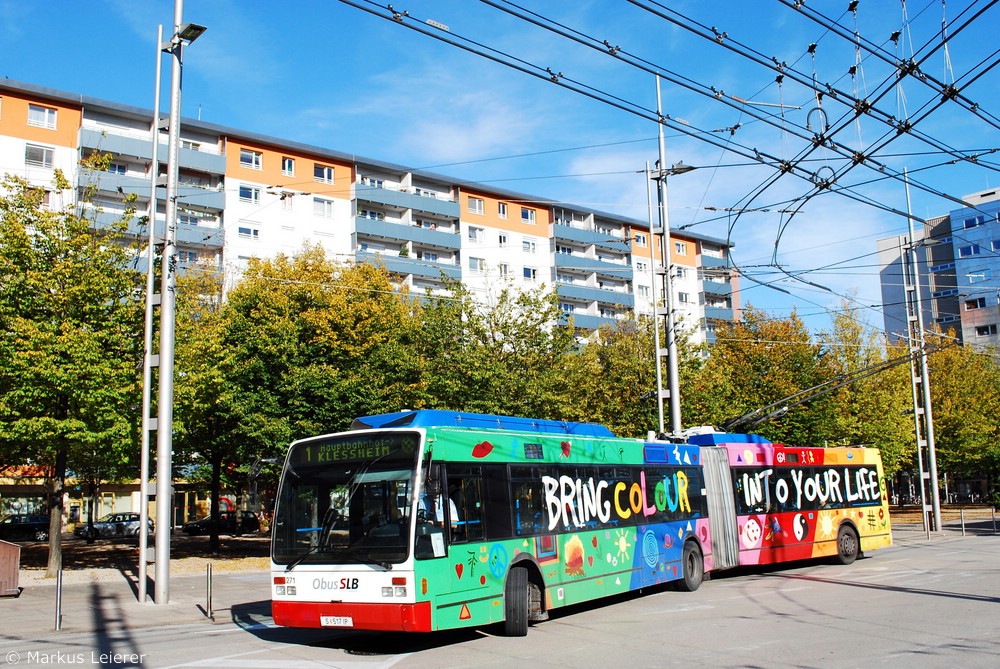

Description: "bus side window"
445 466 485 544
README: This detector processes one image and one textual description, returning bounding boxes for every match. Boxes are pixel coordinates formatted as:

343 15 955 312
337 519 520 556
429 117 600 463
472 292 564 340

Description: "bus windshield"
271 431 422 569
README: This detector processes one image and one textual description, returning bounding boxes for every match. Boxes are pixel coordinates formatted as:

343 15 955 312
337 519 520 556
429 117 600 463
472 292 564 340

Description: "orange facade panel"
0 92 80 147
462 190 550 235
225 139 353 200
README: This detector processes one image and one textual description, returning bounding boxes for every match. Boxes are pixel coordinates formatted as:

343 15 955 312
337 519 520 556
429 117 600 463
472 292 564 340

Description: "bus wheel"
503 567 529 636
836 525 859 565
677 541 704 592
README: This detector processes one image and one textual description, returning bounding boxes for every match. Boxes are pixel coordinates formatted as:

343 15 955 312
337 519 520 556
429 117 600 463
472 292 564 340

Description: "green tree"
0 172 143 575
821 304 913 476
418 278 576 418
219 246 428 460
687 306 837 445
927 338 1000 484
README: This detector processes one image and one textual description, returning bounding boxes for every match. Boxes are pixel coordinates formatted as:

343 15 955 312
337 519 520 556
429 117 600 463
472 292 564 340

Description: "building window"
499 263 509 277
963 215 986 229
992 239 1000 252
523 267 538 282
240 149 263 170
638 285 650 298
634 233 647 246
420 251 439 262
282 157 295 176
678 292 690 304
968 269 990 283
468 197 484 215
178 251 199 263
522 239 537 253
281 193 294 211
181 140 201 151
556 245 573 255
674 241 687 255
560 302 575 313
966 297 987 310
359 208 385 221
468 226 485 243
636 261 648 272
468 257 486 273
237 226 259 240
238 184 261 204
24 144 54 168
498 202 508 219
959 244 981 258
313 197 334 218
361 175 383 188
521 207 536 224
675 267 688 279
975 324 998 337
107 162 126 175
498 233 508 248
314 164 334 184
27 104 57 129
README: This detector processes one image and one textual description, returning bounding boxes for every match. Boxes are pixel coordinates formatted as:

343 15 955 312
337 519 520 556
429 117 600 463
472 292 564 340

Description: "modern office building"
878 188 1000 348
0 79 739 344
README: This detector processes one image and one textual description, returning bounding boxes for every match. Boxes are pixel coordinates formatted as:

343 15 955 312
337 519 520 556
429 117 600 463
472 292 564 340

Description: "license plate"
320 616 353 628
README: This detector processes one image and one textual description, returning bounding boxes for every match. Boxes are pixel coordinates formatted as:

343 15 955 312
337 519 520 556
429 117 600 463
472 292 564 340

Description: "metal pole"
960 508 966 536
155 0 186 605
645 161 665 436
904 171 943 533
900 235 929 534
206 563 213 620
654 75 682 436
54 569 62 630
139 23 164 606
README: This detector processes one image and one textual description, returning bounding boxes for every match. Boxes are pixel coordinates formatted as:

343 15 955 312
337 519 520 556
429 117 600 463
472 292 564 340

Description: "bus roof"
350 410 617 438
686 432 772 445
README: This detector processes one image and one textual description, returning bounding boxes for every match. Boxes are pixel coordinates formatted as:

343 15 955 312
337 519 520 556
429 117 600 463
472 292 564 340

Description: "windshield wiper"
345 548 393 571
284 543 326 572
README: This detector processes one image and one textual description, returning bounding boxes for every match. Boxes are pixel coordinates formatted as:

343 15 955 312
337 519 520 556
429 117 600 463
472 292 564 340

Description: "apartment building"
0 79 738 344
877 188 1000 348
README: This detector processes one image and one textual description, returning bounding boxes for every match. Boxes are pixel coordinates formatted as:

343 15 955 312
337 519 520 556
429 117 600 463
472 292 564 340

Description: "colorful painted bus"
270 411 891 635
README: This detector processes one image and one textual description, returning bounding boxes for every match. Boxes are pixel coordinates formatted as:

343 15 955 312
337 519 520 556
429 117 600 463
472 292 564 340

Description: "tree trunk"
45 445 68 578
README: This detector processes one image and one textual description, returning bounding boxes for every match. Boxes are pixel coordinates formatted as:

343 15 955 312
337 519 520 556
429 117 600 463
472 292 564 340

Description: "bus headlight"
286 586 296 595
394 586 406 597
275 585 285 595
382 587 393 597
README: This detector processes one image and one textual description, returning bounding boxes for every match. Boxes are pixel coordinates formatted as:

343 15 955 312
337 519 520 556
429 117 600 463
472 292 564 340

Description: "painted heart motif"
471 441 494 458
455 563 464 579
587 555 594 567
591 536 598 548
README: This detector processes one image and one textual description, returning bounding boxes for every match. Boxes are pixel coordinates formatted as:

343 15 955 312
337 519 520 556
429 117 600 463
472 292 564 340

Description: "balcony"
704 306 734 321
557 283 635 308
355 217 461 250
79 170 225 210
553 224 629 252
556 253 633 280
356 250 461 281
702 279 732 296
79 128 226 174
356 183 459 218
700 254 730 269
88 210 223 250
563 313 619 330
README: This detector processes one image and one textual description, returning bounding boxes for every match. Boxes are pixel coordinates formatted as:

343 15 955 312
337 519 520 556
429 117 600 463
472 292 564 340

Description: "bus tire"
836 525 859 565
503 566 529 637
677 541 704 592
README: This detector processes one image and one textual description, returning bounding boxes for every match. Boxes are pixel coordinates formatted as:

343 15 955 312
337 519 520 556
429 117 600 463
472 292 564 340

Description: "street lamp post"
154 0 205 605
651 75 694 437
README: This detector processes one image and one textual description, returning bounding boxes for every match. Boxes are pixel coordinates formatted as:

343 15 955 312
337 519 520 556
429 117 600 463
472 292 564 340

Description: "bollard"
960 508 966 537
54 569 63 631
206 563 213 620
993 507 997 535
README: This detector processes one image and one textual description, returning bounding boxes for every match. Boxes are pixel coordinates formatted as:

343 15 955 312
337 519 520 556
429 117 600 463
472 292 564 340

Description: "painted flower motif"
565 535 585 576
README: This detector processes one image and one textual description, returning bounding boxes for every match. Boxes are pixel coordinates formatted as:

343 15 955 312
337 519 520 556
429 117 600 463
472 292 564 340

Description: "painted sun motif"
816 512 836 540
614 528 632 562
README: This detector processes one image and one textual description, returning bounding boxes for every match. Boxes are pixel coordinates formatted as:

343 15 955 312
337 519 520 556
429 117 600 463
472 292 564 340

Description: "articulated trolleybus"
270 410 891 636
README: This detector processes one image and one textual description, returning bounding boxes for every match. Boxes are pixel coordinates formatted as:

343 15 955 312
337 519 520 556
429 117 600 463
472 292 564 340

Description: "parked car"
73 512 153 540
181 510 260 536
0 514 50 542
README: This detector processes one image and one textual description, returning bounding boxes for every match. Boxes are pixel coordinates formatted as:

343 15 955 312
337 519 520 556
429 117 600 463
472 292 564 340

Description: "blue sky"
2 0 998 335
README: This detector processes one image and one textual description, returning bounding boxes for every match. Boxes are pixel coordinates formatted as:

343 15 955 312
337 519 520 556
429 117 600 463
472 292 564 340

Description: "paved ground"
1 514 996 642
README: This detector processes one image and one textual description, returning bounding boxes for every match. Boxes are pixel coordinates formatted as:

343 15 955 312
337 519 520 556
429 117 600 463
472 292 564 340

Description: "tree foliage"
0 171 143 573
